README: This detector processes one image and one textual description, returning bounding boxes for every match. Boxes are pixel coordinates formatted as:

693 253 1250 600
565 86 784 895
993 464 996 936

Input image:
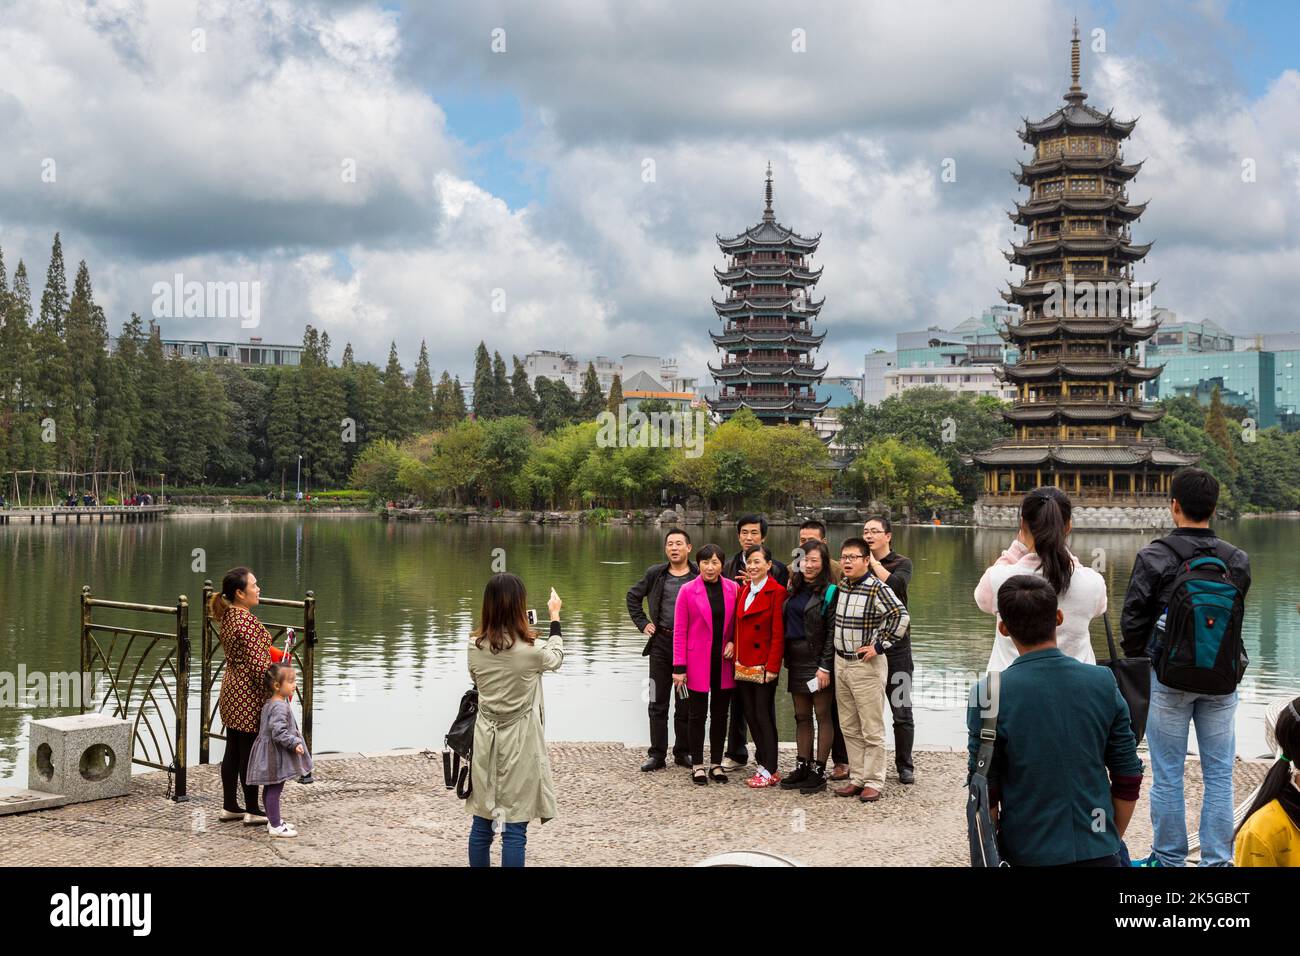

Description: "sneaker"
779 759 811 790
746 771 781 789
267 822 298 838
218 808 245 822
721 756 747 773
243 811 268 826
1132 853 1163 868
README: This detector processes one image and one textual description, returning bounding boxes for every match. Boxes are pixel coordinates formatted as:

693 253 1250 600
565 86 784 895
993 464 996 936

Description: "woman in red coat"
733 544 785 788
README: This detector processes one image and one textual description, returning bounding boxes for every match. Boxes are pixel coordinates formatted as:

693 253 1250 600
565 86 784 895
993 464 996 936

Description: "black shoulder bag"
1098 612 1150 745
968 671 1008 867
443 687 478 799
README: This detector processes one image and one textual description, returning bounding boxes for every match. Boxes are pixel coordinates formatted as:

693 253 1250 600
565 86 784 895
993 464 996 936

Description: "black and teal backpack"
1151 536 1247 695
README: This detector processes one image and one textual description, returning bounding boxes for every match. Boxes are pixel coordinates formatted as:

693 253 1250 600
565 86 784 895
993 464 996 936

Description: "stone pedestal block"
28 714 132 803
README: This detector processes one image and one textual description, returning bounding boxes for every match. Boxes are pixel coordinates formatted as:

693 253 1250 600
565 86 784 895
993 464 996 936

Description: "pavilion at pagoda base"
974 495 1173 531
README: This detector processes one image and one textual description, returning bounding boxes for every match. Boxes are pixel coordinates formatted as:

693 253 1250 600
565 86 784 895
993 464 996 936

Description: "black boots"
779 757 811 789
799 761 828 794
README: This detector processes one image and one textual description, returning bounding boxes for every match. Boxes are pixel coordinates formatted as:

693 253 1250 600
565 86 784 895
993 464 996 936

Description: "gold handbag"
733 662 766 683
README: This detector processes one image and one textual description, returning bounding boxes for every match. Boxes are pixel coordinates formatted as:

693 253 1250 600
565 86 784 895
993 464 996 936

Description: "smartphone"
526 609 537 626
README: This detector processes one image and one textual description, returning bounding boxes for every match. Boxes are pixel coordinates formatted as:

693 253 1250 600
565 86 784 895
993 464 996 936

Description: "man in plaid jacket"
827 537 910 802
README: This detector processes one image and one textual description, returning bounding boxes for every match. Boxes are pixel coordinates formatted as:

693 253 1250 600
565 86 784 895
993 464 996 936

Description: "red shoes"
746 771 782 789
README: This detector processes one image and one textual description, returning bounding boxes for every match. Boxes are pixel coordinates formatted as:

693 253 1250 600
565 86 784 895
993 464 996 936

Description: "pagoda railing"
722 320 812 332
1036 138 1119 161
1016 396 1144 406
979 492 1169 506
721 352 815 366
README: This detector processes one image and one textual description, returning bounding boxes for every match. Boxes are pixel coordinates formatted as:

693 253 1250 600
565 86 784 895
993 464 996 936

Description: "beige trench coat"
466 625 564 824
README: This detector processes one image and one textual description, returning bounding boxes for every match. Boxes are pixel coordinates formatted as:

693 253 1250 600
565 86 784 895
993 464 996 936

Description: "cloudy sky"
1 0 1298 381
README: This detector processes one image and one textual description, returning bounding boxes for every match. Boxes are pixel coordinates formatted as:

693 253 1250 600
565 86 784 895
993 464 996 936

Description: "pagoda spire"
1065 19 1087 104
762 162 774 222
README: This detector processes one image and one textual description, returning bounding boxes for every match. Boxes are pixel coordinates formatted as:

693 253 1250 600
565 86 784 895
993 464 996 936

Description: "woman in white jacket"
974 487 1107 671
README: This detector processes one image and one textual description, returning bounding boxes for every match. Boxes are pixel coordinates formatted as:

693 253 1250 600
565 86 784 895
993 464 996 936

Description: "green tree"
534 376 578 433
606 373 624 414
472 341 495 420
577 362 605 420
510 356 539 421
850 437 962 514
380 342 414 441
1205 386 1238 471
411 341 436 432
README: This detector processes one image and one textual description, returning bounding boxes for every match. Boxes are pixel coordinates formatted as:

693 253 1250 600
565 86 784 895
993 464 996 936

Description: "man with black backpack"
1121 467 1251 867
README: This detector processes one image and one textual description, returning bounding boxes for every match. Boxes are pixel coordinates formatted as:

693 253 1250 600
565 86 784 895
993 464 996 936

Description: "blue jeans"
1146 670 1237 867
468 815 528 868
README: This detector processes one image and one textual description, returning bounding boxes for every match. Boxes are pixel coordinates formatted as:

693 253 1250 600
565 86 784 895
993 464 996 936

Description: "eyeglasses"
840 553 865 561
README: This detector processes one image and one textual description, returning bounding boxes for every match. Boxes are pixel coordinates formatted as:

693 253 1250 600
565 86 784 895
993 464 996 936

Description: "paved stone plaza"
0 744 1269 867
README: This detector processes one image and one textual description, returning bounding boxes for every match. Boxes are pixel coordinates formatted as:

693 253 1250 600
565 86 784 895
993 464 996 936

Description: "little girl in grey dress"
245 662 314 837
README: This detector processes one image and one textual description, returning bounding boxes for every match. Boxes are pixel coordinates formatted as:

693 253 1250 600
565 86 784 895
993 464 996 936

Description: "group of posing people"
626 515 914 800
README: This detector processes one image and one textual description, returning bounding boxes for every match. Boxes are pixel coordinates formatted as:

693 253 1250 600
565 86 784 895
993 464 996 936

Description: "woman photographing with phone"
466 573 564 868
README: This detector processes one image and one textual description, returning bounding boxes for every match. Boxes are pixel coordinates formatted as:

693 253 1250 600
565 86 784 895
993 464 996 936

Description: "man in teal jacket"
967 574 1144 866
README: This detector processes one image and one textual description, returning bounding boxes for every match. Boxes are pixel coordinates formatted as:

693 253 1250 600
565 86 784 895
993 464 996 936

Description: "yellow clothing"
1233 798 1300 867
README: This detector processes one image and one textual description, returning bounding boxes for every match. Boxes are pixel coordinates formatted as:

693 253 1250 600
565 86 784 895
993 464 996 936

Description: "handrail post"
80 586 91 715
199 580 212 765
174 595 190 802
303 590 316 753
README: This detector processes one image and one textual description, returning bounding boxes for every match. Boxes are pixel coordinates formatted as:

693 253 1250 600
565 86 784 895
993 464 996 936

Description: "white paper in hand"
806 677 820 693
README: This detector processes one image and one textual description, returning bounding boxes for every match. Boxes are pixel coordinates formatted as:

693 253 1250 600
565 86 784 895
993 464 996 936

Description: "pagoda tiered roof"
973 439 1195 467
713 263 824 283
709 326 826 348
997 360 1163 382
1010 195 1148 223
1000 317 1159 342
1013 156 1144 184
1005 236 1152 262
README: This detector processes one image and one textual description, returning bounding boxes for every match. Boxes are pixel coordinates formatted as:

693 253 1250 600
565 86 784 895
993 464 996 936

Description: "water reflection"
1 515 1297 785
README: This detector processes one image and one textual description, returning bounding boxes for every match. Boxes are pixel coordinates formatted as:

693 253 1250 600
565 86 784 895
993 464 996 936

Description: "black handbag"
443 687 478 800
968 671 1008 867
1098 613 1150 746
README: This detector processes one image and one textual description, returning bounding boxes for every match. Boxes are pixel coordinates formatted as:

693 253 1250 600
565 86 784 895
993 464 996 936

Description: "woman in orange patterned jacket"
212 567 277 825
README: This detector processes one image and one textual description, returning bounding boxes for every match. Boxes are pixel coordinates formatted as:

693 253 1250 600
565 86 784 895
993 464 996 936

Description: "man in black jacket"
864 515 917 784
626 528 699 771
1121 467 1251 868
721 514 789 772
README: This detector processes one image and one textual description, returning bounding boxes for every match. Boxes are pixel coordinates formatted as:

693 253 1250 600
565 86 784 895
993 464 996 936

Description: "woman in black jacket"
780 540 838 794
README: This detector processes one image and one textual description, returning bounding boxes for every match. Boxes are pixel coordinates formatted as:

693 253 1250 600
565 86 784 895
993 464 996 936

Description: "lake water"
2 514 1298 786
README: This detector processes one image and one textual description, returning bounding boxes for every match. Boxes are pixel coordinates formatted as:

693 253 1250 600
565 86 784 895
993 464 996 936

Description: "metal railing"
198 582 317 765
79 586 190 800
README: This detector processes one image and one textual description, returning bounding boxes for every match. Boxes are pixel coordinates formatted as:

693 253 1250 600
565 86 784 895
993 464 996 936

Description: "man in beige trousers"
828 537 910 802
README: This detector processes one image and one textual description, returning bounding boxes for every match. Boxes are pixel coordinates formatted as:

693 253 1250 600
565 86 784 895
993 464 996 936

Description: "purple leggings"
263 782 284 827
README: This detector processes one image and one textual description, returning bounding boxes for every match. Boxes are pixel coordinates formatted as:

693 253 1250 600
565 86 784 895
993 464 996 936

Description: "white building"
522 350 695 395
884 365 1016 401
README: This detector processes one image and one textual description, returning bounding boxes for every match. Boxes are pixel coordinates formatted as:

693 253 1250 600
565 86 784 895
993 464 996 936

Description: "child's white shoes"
267 821 298 838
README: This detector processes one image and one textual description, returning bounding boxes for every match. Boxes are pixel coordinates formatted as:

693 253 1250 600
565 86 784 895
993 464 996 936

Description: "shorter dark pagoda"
707 165 828 425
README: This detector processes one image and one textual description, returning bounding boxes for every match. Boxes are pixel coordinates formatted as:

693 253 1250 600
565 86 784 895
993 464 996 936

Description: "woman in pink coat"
672 544 740 784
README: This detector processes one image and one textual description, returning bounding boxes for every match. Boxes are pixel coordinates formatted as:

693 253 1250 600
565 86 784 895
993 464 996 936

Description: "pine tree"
432 370 464 430
64 260 108 474
33 235 72 472
450 375 469 420
412 341 436 431
472 341 494 419
606 373 624 414
341 342 355 368
1205 386 1238 471
492 351 510 418
578 361 604 420
379 342 414 441
134 322 166 476
511 356 539 422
